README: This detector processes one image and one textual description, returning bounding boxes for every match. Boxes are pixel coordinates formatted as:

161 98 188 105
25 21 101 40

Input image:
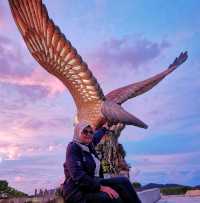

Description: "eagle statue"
8 0 188 176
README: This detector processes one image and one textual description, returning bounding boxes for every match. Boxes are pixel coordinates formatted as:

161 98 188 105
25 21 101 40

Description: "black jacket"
63 128 107 201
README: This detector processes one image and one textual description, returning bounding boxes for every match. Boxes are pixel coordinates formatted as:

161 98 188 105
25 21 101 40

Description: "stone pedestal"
137 188 161 203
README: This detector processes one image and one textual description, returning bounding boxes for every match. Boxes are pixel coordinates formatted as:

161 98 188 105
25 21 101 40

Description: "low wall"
0 196 64 203
185 189 200 197
138 188 161 203
0 189 161 203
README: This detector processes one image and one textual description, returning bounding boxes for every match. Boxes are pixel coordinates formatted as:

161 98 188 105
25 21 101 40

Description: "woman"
63 121 141 203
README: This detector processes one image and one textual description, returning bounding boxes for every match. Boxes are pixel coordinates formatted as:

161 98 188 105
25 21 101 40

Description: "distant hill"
138 182 200 195
0 180 28 198
141 183 192 190
194 185 200 189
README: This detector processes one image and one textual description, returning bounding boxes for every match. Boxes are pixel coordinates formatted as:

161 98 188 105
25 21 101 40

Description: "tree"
0 180 8 191
132 182 142 189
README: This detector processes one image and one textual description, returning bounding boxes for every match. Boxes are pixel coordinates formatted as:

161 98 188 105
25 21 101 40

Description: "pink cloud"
0 36 29 76
0 145 21 160
0 153 65 194
0 1 19 33
14 176 26 183
0 2 6 29
22 117 72 132
0 35 66 99
128 152 200 180
0 143 65 161
84 35 171 86
88 36 170 72
27 68 66 96
0 70 65 101
48 144 65 152
0 83 73 157
0 16 4 28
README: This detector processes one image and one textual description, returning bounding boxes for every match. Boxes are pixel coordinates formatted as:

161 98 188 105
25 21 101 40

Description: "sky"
0 0 200 194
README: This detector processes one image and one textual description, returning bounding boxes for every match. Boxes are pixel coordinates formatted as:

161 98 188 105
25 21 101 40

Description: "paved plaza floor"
158 195 200 203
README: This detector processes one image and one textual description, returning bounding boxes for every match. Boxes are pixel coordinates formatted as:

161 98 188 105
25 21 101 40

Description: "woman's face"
80 126 94 144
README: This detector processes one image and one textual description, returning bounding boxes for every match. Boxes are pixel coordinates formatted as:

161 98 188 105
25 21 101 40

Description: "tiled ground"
158 196 200 203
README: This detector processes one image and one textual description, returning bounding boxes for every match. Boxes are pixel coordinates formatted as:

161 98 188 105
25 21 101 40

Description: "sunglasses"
82 129 94 136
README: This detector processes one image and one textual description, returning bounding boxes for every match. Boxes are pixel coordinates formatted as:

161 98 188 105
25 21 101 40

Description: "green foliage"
0 180 27 198
132 182 141 189
161 186 190 195
0 180 8 190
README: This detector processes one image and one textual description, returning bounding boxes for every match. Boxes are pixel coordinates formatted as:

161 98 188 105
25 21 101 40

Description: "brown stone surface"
8 0 188 129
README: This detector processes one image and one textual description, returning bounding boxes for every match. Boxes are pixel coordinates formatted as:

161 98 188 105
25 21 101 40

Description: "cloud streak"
88 36 170 73
0 1 7 29
0 35 66 100
0 143 66 161
128 152 200 186
0 0 199 195
0 154 65 194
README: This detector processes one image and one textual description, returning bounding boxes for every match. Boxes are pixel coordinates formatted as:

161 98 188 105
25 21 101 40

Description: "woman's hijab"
73 121 101 177
73 121 91 144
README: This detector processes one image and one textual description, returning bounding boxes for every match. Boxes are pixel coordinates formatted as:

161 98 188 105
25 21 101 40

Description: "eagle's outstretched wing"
9 0 188 129
106 52 188 104
9 0 104 111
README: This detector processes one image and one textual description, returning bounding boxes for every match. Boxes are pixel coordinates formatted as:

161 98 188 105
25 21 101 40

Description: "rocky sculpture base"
95 123 131 176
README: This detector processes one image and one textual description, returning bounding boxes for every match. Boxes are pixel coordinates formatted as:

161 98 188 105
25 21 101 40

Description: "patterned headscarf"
73 121 101 177
73 121 91 143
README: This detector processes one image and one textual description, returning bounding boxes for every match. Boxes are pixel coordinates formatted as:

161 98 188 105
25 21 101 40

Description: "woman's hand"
100 185 119 199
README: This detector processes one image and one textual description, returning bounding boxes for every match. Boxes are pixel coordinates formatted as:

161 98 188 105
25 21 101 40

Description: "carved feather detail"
106 52 188 105
9 0 188 129
8 0 104 110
